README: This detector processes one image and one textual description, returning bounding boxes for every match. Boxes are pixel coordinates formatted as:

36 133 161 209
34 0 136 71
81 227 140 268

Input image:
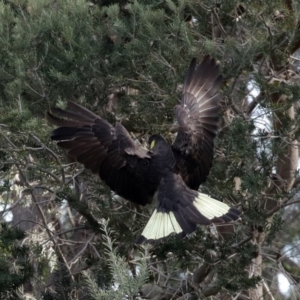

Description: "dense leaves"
0 225 34 299
1 0 300 299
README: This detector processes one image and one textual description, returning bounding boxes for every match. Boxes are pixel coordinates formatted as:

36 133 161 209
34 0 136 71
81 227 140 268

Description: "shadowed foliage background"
1 0 300 299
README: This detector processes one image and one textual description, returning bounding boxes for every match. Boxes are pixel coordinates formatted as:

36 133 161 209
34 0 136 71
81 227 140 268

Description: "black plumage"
46 55 241 243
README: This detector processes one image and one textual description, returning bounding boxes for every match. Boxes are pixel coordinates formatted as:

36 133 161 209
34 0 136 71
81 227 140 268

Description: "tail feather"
193 193 239 221
136 173 241 244
138 210 182 243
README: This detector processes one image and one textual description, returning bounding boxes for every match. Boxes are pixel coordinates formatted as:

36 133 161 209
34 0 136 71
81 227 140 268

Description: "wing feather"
46 101 154 206
172 56 223 189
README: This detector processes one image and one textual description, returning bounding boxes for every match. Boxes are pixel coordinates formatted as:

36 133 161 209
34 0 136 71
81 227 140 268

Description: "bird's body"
47 55 241 243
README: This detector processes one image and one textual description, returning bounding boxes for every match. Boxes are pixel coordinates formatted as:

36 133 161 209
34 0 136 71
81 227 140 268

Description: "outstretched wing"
136 172 240 244
172 56 223 190
46 101 155 205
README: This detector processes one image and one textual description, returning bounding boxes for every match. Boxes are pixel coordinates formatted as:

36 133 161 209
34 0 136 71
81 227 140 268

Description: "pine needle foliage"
0 224 34 299
41 264 73 300
1 0 300 299
83 220 149 300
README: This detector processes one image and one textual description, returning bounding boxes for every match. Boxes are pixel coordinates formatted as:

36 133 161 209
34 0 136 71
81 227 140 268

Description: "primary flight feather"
46 55 241 244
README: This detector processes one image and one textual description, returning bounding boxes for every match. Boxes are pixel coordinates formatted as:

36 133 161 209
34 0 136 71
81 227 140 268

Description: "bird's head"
148 134 167 150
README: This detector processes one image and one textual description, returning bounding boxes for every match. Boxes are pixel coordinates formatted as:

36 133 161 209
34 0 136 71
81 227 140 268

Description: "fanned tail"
137 173 241 244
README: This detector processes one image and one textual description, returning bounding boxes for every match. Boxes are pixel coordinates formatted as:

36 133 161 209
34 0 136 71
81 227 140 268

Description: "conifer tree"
1 0 300 299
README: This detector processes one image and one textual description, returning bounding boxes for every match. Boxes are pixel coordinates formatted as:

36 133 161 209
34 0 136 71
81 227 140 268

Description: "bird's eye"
150 140 155 149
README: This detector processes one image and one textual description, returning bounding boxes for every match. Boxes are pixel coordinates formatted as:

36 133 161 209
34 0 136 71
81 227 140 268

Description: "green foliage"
1 0 300 298
42 264 73 300
0 0 202 137
0 224 34 298
84 220 149 300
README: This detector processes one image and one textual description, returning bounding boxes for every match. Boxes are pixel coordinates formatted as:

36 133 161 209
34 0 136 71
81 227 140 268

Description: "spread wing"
172 56 223 190
46 101 156 206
